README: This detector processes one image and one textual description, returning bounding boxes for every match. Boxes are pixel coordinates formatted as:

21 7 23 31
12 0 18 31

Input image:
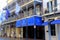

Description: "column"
33 1 36 15
34 25 36 40
26 26 28 40
9 25 11 37
44 17 51 40
20 28 23 38
16 28 21 38
5 25 7 37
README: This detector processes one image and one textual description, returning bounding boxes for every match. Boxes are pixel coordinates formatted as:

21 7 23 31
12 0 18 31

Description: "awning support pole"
26 26 28 40
34 25 36 40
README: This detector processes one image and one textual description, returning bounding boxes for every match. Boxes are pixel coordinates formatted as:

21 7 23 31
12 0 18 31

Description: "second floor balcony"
6 0 43 12
3 4 43 24
42 3 60 17
2 0 43 24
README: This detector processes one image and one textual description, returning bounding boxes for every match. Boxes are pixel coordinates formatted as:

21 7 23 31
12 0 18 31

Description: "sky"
0 0 7 24
0 0 7 10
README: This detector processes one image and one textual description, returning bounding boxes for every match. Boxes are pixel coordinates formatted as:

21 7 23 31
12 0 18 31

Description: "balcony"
42 4 60 17
7 0 43 13
2 0 43 24
55 4 60 13
18 0 33 7
8 2 15 11
34 0 42 2
2 16 16 24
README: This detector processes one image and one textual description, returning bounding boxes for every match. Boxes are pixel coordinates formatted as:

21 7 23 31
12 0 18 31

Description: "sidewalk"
0 37 43 40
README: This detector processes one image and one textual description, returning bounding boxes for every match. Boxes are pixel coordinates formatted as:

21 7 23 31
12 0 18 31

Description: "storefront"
23 26 45 40
2 22 16 38
16 16 45 40
43 14 60 40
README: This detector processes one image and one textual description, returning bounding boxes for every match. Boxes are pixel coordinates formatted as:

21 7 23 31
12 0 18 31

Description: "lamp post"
34 0 36 40
26 6 28 40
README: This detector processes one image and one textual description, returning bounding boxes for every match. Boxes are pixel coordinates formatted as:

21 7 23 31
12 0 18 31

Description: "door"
36 26 45 40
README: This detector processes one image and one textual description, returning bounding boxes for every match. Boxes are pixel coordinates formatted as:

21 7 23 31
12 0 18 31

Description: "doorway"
23 26 45 40
36 26 45 40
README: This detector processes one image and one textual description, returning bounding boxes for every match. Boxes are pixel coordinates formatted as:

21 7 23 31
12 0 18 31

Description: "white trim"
42 12 54 17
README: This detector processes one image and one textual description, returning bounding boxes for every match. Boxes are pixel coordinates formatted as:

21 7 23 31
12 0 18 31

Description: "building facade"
43 0 60 40
0 0 60 40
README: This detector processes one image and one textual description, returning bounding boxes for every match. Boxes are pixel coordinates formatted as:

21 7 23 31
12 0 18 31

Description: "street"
0 37 20 40
0 37 42 40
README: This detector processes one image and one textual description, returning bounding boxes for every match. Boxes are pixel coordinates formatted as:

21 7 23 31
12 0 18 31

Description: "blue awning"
21 19 27 27
27 16 42 26
16 16 42 27
42 21 48 26
51 20 60 24
16 20 21 28
27 17 34 26
35 16 42 26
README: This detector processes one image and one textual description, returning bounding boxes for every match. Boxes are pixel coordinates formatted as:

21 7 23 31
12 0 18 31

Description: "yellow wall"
16 28 21 38
6 27 21 38
11 28 15 37
6 27 11 37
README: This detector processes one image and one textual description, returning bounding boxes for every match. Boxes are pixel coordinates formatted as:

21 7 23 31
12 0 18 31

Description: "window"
54 0 57 11
22 0 24 5
54 0 57 7
47 1 53 13
24 10 28 17
50 24 56 36
20 11 24 18
36 5 41 15
17 0 21 3
29 8 34 16
48 19 56 36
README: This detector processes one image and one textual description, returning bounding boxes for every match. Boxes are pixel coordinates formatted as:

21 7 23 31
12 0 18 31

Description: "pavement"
0 37 20 40
0 37 43 40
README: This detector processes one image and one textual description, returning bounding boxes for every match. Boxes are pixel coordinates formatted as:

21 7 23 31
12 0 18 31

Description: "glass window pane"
24 10 28 17
50 24 56 36
36 5 41 15
29 8 33 16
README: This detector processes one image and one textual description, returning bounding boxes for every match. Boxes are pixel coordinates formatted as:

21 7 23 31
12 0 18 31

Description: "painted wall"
56 24 60 40
45 25 49 40
16 28 21 38
45 17 57 40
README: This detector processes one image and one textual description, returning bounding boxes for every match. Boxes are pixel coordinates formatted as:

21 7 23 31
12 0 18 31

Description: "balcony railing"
34 0 42 2
18 0 33 6
55 4 60 13
7 0 43 13
6 2 16 11
9 6 15 11
2 0 43 24
45 4 60 14
2 16 17 24
42 4 60 17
